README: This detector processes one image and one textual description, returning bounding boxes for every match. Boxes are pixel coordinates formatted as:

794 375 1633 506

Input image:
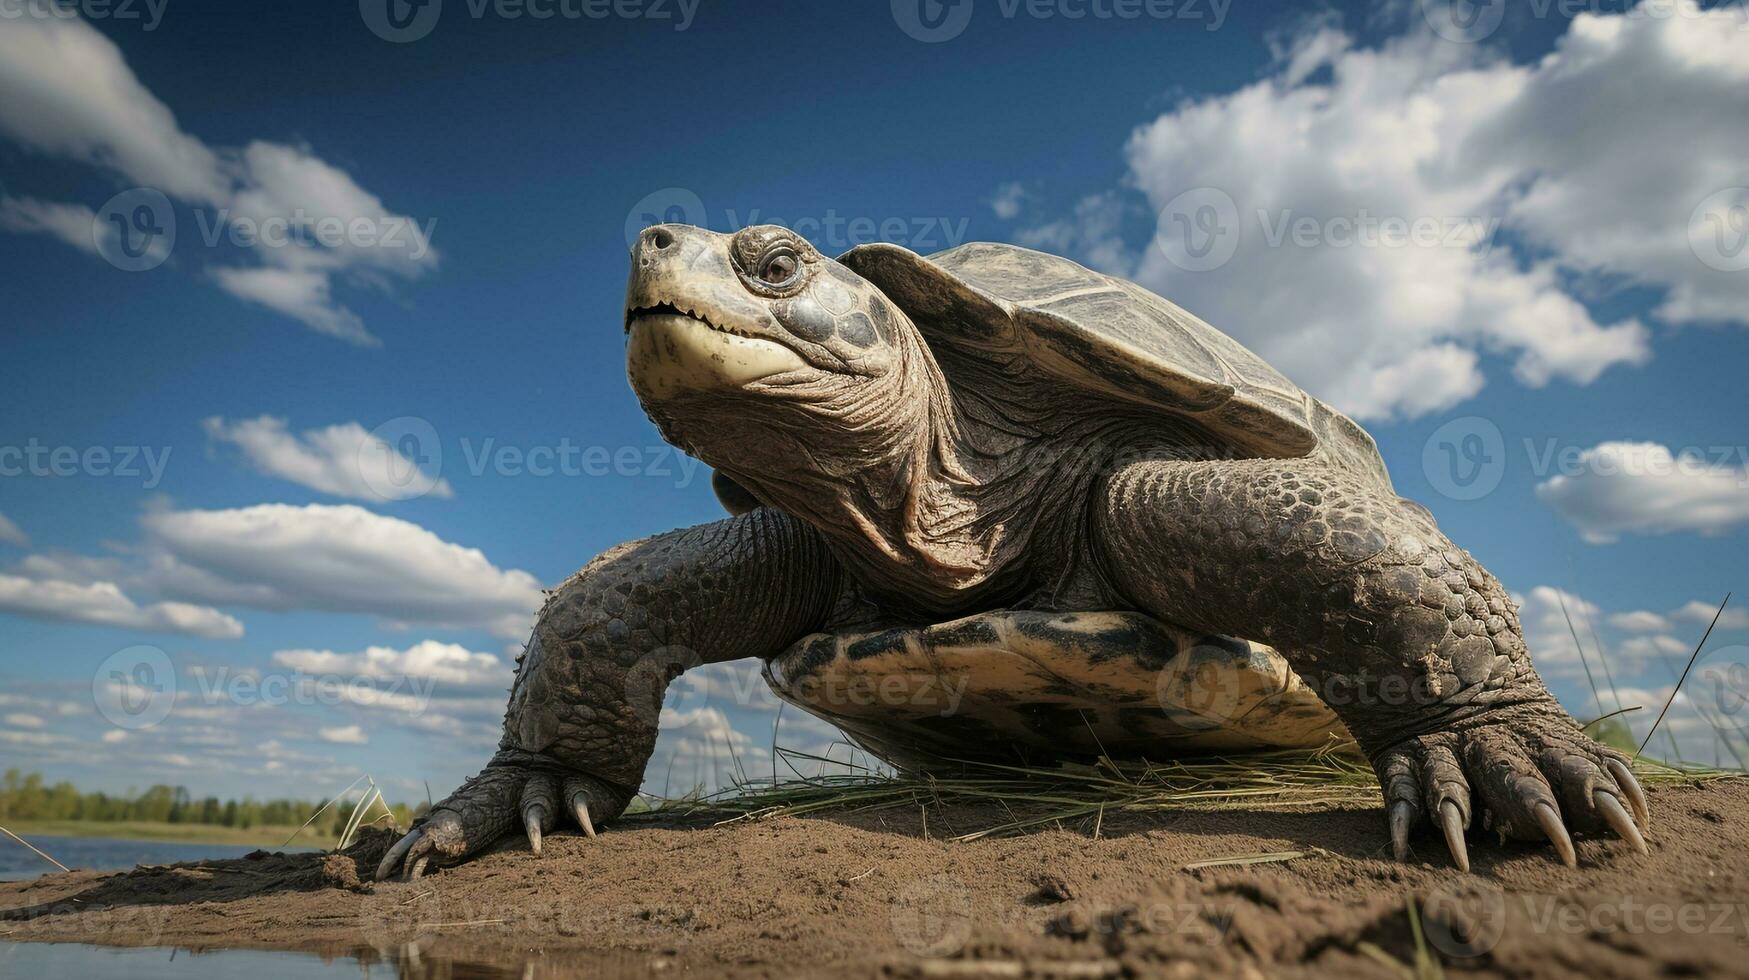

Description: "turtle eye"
756 247 801 287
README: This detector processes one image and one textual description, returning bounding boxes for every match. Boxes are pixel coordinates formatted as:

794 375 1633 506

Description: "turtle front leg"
377 509 841 880
1092 456 1649 871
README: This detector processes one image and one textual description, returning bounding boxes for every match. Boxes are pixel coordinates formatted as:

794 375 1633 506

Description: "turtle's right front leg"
377 508 841 880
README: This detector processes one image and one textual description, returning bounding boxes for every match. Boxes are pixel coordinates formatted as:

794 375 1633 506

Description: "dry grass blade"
1182 848 1321 870
0 823 71 873
1639 593 1732 758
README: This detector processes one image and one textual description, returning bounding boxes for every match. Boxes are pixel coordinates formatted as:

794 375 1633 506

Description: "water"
0 835 304 882
0 943 375 979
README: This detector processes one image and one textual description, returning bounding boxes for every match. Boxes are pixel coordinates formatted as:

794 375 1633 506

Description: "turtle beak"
624 225 808 397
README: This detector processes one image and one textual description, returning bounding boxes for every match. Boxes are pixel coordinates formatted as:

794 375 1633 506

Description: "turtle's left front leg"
1092 456 1648 871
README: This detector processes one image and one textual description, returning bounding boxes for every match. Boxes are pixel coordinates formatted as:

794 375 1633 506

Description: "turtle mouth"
625 301 764 339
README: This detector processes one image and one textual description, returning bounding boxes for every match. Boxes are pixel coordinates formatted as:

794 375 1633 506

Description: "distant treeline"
0 769 424 835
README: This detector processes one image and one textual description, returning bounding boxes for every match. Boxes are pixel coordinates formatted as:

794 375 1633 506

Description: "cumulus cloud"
0 15 436 345
141 503 542 638
1024 1 1749 420
1608 610 1672 634
0 511 27 547
4 713 45 729
0 196 101 255
1534 441 1749 543
272 640 511 689
990 181 1027 220
204 415 453 502
1672 600 1749 631
0 572 243 639
318 725 369 745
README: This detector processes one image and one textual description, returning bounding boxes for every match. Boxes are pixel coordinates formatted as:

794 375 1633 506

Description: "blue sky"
1 0 1747 805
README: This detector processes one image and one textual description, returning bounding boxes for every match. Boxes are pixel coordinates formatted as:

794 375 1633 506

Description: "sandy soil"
3 779 1747 978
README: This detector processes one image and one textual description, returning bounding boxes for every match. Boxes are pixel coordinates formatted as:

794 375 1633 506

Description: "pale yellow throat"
626 313 806 398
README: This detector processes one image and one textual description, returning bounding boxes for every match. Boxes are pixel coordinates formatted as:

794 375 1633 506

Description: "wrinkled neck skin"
647 320 1173 616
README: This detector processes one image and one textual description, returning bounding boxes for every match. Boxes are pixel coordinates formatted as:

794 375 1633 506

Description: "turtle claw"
1596 791 1648 854
377 828 423 881
524 806 545 855
1437 800 1469 873
1388 801 1414 861
1605 758 1649 828
573 797 598 838
1534 802 1577 868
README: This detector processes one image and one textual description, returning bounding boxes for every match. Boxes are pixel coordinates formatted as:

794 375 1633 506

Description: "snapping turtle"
379 224 1648 880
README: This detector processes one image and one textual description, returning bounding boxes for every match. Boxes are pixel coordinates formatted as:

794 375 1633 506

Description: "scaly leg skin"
377 509 841 881
1094 456 1649 871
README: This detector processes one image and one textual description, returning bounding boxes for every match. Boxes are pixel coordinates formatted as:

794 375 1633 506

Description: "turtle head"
624 223 909 402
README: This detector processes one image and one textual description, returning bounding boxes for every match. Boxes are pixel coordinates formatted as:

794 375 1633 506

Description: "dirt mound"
3 781 1746 978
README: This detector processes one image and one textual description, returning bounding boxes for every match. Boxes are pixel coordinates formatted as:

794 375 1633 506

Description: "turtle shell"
840 241 1391 487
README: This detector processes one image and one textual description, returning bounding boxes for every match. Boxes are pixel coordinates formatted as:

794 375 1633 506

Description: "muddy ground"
3 779 1747 978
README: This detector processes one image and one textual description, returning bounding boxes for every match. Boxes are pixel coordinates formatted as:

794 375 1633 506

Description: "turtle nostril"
649 228 675 250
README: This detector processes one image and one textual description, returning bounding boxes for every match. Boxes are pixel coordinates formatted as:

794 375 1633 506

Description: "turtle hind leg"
1093 455 1650 869
376 749 630 880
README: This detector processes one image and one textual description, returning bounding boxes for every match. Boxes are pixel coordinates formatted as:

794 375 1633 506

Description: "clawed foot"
1376 714 1648 872
376 759 630 881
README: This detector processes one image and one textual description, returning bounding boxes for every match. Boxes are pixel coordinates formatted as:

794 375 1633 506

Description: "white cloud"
0 196 100 255
0 16 436 345
0 572 243 639
990 182 1027 221
318 725 369 745
1608 610 1672 633
1027 1 1749 420
4 713 45 728
101 729 129 744
204 415 453 502
1671 600 1749 631
141 503 542 638
0 511 27 547
1535 441 1749 543
272 640 510 689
